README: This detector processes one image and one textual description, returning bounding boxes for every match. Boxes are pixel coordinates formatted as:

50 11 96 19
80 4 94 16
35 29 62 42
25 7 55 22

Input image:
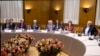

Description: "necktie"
33 24 36 29
57 24 58 29
49 25 52 31
21 23 23 28
6 24 9 28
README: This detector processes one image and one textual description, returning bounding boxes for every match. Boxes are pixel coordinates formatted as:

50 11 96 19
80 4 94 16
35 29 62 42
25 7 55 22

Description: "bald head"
48 20 53 24
87 20 93 26
33 20 37 24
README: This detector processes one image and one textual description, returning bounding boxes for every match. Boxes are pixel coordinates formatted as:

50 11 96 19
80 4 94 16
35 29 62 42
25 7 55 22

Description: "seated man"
9 19 15 30
2 19 11 30
16 19 27 30
54 20 61 30
83 20 98 36
0 25 2 31
46 20 55 31
60 21 65 30
30 20 39 30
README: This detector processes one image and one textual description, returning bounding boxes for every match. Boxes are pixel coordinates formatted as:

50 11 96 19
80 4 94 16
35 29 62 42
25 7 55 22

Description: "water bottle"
88 32 91 37
97 36 100 46
88 32 94 40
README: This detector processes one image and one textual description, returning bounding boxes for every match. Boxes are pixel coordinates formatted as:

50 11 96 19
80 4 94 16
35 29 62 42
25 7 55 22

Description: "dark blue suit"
16 23 27 30
9 23 15 30
2 23 10 30
0 25 2 30
31 24 39 30
83 25 98 36
54 23 61 30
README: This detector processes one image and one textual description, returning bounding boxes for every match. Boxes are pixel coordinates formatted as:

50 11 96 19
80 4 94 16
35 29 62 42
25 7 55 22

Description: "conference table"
1 30 100 56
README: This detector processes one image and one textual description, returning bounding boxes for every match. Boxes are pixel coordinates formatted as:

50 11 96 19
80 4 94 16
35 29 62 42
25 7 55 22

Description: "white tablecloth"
2 30 100 56
63 32 100 56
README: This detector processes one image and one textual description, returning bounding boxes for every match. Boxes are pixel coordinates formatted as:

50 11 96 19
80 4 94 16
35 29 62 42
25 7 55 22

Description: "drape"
95 0 100 26
63 0 80 24
0 1 23 23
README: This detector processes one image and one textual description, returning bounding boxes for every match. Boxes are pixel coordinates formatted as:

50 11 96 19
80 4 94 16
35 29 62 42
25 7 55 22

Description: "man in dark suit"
54 20 61 30
31 20 39 30
2 19 11 30
83 20 98 36
60 21 65 30
9 19 15 30
16 19 27 30
0 25 2 31
46 20 55 31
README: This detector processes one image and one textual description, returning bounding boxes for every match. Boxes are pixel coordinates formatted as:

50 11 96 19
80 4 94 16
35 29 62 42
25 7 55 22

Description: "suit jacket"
54 23 61 30
31 24 39 30
46 24 55 31
60 24 65 30
0 26 2 30
17 23 27 30
9 23 15 30
83 25 98 36
2 23 10 30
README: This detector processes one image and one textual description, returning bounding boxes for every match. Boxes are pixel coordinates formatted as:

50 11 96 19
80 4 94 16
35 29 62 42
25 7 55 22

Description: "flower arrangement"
35 38 64 56
15 34 34 44
1 34 35 56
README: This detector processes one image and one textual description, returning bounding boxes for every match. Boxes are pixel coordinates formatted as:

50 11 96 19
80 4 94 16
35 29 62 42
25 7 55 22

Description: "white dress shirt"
85 26 90 35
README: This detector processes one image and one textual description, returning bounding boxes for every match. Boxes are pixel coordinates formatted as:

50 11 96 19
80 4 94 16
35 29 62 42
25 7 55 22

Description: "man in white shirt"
84 21 92 35
83 20 98 36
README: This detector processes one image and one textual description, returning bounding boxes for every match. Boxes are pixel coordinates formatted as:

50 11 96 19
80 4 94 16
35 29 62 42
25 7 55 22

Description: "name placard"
15 30 23 32
4 30 12 32
54 31 60 34
27 30 33 32
41 30 47 33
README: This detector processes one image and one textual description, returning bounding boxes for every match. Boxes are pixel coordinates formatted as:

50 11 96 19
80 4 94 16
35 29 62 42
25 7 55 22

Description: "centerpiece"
1 34 35 56
35 38 64 56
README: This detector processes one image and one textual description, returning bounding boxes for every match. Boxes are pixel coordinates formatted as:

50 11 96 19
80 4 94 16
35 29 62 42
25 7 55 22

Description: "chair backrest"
74 27 83 33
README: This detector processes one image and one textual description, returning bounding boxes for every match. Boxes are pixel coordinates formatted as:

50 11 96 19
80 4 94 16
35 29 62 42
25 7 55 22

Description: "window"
95 0 100 26
0 1 23 23
63 0 80 24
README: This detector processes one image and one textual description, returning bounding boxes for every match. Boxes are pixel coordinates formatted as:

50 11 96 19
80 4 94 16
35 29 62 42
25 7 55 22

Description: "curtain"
95 0 100 26
0 1 23 23
63 0 80 24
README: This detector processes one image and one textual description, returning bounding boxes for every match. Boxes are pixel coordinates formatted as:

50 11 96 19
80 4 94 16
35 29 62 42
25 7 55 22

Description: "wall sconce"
26 9 31 13
54 7 60 14
25 6 32 13
54 10 59 14
83 8 89 13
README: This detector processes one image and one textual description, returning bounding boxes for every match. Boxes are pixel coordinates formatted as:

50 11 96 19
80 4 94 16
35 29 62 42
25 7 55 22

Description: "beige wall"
49 0 64 23
79 0 97 26
24 0 50 25
24 0 64 25
24 0 99 28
